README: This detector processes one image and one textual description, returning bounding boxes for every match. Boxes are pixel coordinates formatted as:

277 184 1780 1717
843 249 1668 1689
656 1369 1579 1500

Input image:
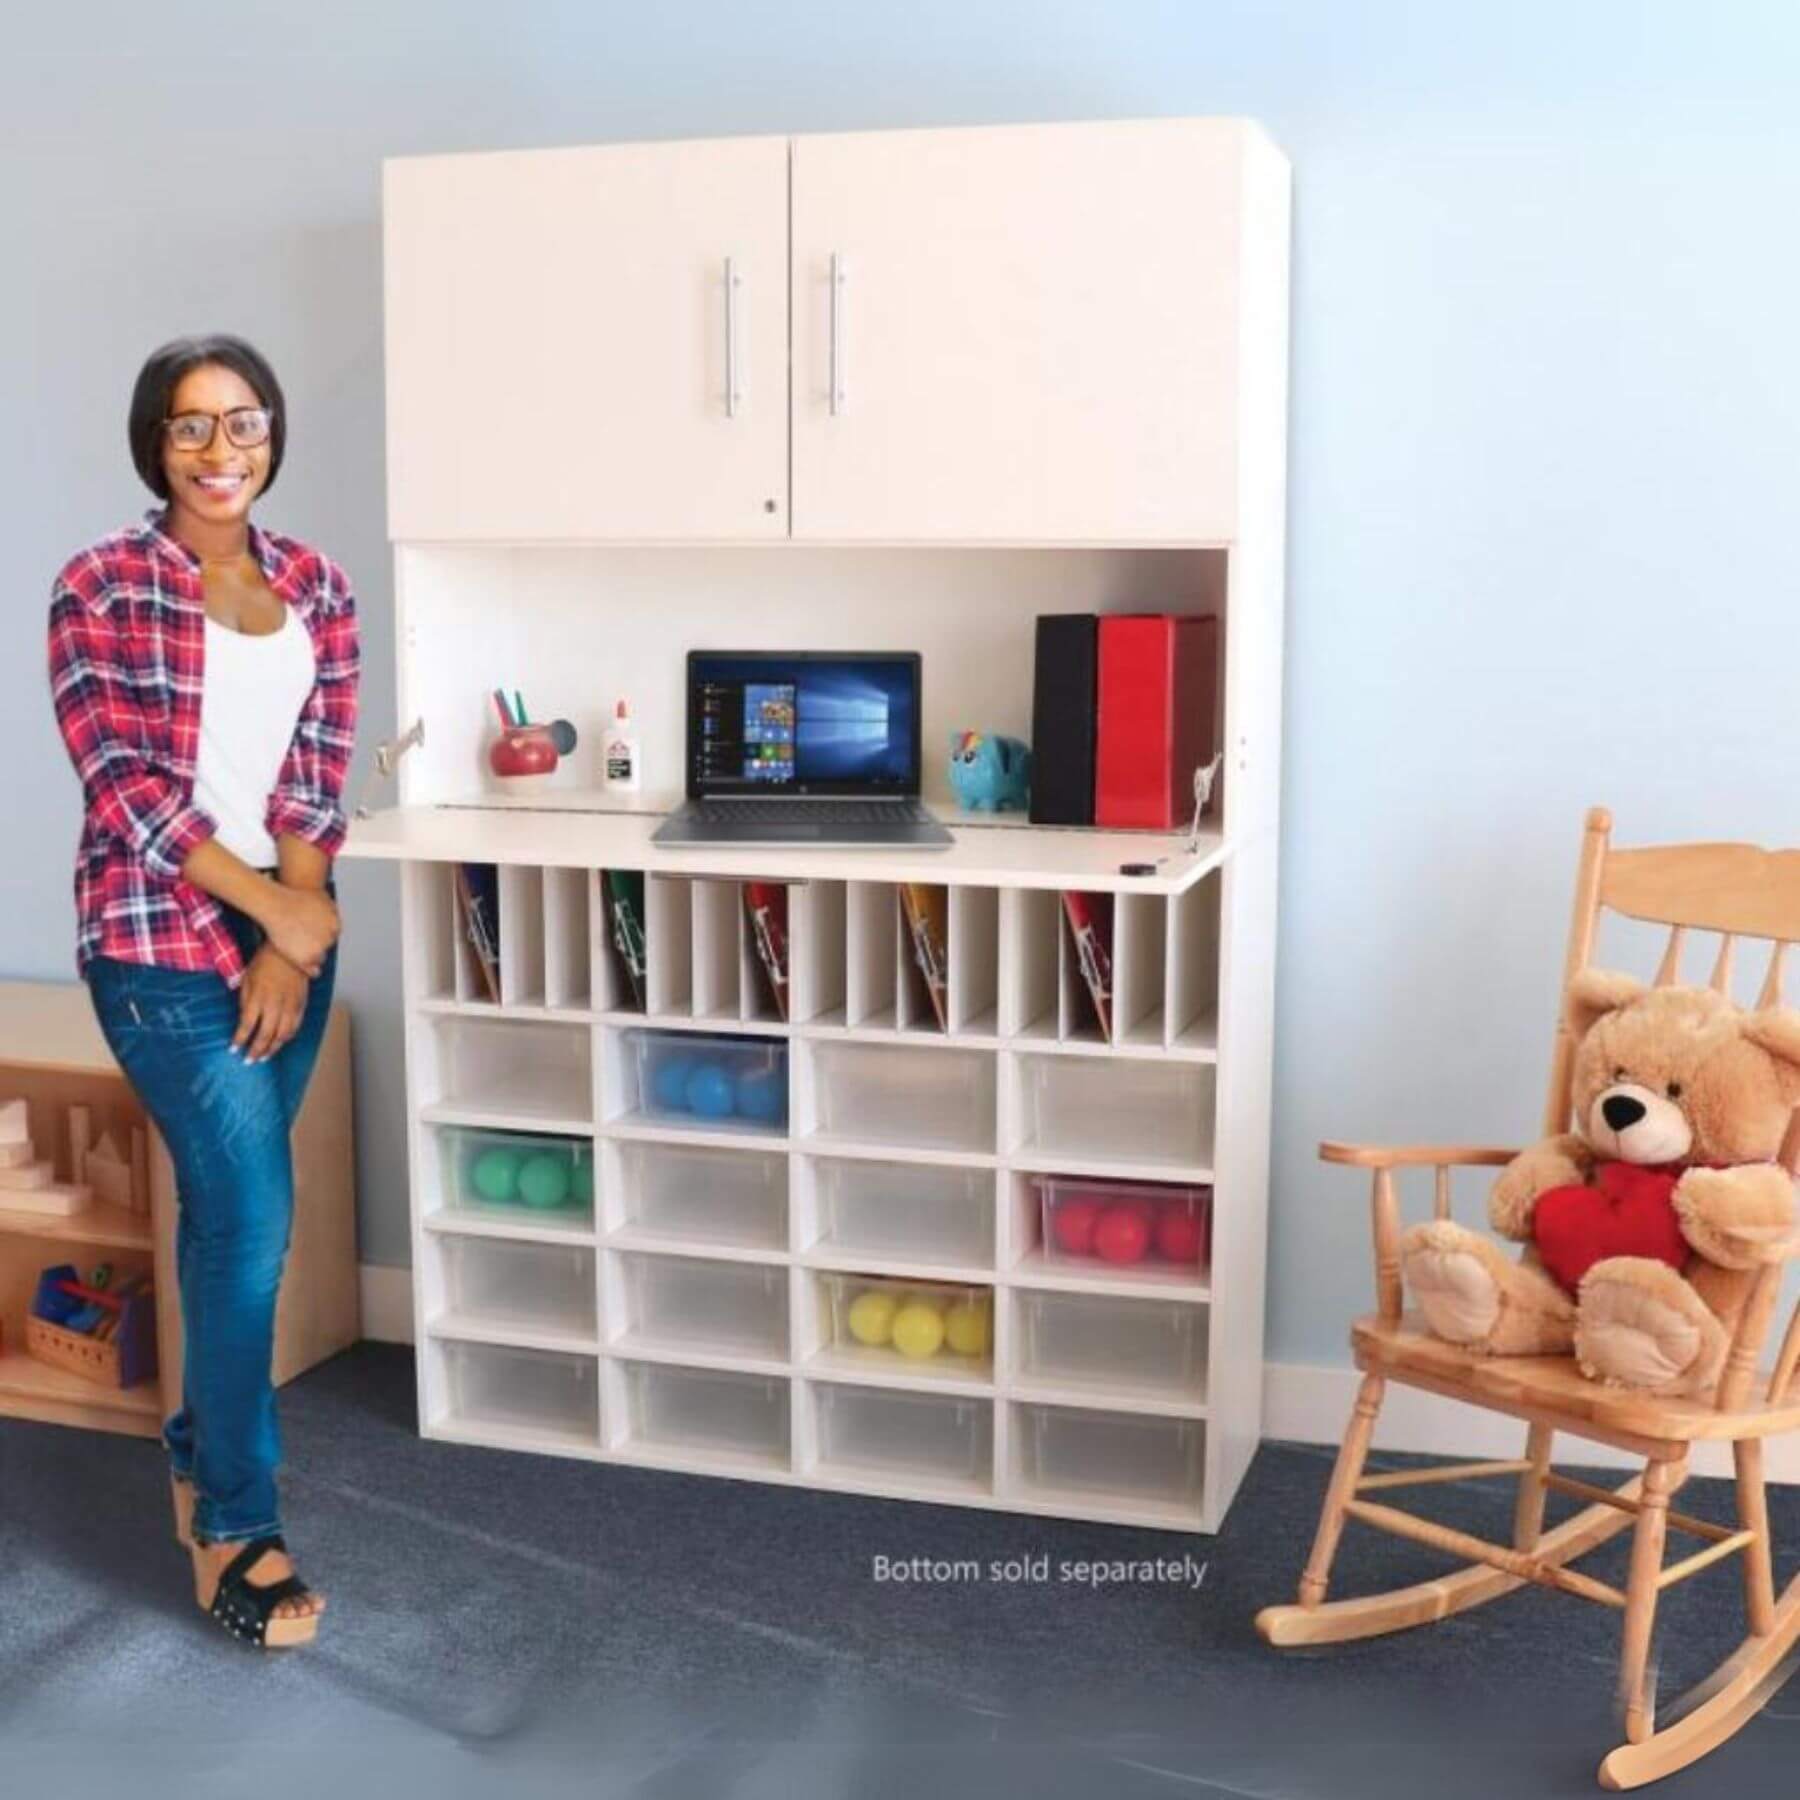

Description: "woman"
48 334 359 1649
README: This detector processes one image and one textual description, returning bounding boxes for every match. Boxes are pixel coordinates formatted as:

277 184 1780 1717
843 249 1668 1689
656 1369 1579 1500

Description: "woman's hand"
261 885 340 977
234 945 311 1063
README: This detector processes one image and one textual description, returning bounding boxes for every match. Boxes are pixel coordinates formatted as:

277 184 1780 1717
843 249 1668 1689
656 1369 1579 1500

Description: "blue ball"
651 1054 696 1113
685 1062 736 1118
733 1065 785 1125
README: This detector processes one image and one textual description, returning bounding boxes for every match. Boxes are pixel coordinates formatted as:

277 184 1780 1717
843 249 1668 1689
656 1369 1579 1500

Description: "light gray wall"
6 3 1798 1363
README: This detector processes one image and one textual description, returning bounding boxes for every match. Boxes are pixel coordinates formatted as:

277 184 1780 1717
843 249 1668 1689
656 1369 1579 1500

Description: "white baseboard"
1265 1359 1800 1484
352 1268 1798 1485
359 1263 414 1345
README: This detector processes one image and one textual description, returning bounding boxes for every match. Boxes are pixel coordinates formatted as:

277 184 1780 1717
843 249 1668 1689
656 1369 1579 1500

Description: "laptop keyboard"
695 798 932 827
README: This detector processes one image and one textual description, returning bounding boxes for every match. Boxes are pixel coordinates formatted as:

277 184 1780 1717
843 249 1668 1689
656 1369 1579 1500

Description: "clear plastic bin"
809 1042 994 1152
814 1382 992 1485
437 1339 597 1442
1034 1176 1211 1272
435 1236 597 1339
616 1140 786 1251
427 1017 592 1122
1020 1054 1212 1166
625 1030 788 1135
819 1273 994 1375
622 1361 790 1462
439 1127 595 1221
616 1252 787 1358
1013 1401 1202 1508
814 1158 992 1265
1016 1289 1206 1397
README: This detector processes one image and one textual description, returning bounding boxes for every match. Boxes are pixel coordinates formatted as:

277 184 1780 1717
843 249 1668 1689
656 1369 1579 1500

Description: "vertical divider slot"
542 866 592 1011
1168 874 1222 1053
1114 893 1167 1047
897 884 948 1034
845 882 897 1029
452 862 498 1004
740 880 792 1023
1001 888 1059 1040
593 871 647 1015
948 887 999 1035
647 876 694 1018
498 866 546 1008
1057 892 1111 1045
413 863 458 1002
690 880 742 1022
791 881 846 1025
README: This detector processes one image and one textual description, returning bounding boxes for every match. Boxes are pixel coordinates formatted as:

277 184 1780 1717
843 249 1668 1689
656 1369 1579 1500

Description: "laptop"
652 650 953 849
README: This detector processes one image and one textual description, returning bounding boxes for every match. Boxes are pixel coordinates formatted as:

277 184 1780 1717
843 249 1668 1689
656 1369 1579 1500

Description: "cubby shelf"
395 852 1258 1533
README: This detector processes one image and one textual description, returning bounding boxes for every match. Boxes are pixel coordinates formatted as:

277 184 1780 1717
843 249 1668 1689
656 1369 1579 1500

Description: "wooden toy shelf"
0 981 361 1439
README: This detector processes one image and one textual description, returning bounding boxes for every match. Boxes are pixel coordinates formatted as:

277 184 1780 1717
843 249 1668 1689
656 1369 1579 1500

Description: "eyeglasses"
162 407 272 452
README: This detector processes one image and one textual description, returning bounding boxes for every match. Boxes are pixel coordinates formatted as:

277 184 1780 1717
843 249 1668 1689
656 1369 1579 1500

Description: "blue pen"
514 690 529 725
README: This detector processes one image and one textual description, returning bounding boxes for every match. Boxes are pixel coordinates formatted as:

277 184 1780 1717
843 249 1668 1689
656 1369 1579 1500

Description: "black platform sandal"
195 1535 321 1648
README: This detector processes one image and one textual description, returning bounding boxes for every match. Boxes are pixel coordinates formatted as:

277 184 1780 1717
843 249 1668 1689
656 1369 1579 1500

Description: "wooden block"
69 1104 92 1182
0 1097 27 1145
2 1181 92 1217
88 1153 131 1211
130 1127 149 1216
0 1140 33 1169
0 1161 53 1191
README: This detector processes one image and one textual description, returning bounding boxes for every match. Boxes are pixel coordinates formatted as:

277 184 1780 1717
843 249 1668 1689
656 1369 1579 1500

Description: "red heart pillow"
1532 1162 1689 1294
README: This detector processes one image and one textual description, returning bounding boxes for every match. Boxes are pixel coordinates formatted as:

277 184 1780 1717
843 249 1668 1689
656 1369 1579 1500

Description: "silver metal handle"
829 252 847 415
724 257 743 418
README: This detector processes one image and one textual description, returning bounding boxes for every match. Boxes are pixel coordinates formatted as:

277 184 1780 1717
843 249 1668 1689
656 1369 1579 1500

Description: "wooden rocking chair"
1257 807 1800 1790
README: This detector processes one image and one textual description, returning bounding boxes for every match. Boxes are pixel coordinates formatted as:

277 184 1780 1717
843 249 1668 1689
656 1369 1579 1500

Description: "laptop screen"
688 652 921 797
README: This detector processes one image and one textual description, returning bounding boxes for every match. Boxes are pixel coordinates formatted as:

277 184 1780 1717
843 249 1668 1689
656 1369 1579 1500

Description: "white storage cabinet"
360 115 1289 1533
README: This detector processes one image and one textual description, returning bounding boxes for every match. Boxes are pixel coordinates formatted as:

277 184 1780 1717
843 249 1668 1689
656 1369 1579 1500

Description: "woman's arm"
49 575 218 880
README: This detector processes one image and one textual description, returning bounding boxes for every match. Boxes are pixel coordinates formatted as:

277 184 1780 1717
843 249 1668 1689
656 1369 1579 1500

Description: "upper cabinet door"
385 136 789 541
792 120 1255 544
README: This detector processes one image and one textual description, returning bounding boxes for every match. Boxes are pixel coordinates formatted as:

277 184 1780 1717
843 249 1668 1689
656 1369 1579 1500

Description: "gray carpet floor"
2 1341 1796 1799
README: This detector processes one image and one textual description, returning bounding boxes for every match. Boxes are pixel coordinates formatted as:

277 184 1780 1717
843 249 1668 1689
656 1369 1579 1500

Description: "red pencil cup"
489 724 559 789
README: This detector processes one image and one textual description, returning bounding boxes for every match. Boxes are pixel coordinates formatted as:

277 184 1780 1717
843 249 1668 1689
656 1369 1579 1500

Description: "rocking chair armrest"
1319 1142 1519 1172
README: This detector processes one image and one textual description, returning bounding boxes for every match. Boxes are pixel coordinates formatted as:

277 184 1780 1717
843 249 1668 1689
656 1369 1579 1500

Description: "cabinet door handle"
724 257 743 418
829 252 847 416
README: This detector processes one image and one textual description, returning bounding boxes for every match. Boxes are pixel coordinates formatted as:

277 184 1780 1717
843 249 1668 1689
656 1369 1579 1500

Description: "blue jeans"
85 899 336 1545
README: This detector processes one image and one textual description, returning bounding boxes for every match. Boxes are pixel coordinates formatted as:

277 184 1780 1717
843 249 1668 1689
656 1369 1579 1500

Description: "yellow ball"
846 1289 897 1347
943 1300 991 1358
890 1300 947 1360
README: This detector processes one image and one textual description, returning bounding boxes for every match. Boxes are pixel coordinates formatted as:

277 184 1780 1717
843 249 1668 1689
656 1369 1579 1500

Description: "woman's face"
161 363 272 530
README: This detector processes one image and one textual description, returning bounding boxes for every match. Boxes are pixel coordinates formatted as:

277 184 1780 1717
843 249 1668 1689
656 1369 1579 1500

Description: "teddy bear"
1402 970 1800 1398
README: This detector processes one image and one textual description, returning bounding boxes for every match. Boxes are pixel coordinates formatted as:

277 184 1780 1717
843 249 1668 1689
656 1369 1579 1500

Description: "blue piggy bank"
948 731 1032 812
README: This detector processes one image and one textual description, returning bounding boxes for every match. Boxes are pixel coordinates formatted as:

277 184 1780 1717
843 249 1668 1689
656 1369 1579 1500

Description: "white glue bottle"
603 698 641 793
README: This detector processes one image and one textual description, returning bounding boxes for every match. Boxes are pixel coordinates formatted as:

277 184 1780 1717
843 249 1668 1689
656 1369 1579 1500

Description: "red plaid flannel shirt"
48 508 360 988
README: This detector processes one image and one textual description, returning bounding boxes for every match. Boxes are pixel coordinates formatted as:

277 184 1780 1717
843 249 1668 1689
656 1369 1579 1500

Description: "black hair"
127 333 287 500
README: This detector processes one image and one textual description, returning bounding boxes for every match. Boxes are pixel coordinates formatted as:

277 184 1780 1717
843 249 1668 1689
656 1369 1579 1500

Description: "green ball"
570 1153 594 1206
470 1146 521 1204
517 1152 572 1210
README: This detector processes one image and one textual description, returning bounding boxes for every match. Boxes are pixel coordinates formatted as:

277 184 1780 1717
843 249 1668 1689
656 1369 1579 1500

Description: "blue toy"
733 1065 786 1126
948 730 1031 812
652 1053 697 1113
685 1062 736 1118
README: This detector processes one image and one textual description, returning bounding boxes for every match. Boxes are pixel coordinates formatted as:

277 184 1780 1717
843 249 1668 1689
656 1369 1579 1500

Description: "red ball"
1154 1208 1204 1265
1093 1206 1151 1264
1051 1197 1102 1257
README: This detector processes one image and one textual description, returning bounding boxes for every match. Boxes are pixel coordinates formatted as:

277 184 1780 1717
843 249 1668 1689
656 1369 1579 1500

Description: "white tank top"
193 609 317 870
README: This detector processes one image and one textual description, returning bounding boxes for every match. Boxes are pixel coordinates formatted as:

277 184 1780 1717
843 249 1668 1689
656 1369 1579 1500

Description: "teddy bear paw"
1403 1228 1503 1347
1575 1258 1727 1397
